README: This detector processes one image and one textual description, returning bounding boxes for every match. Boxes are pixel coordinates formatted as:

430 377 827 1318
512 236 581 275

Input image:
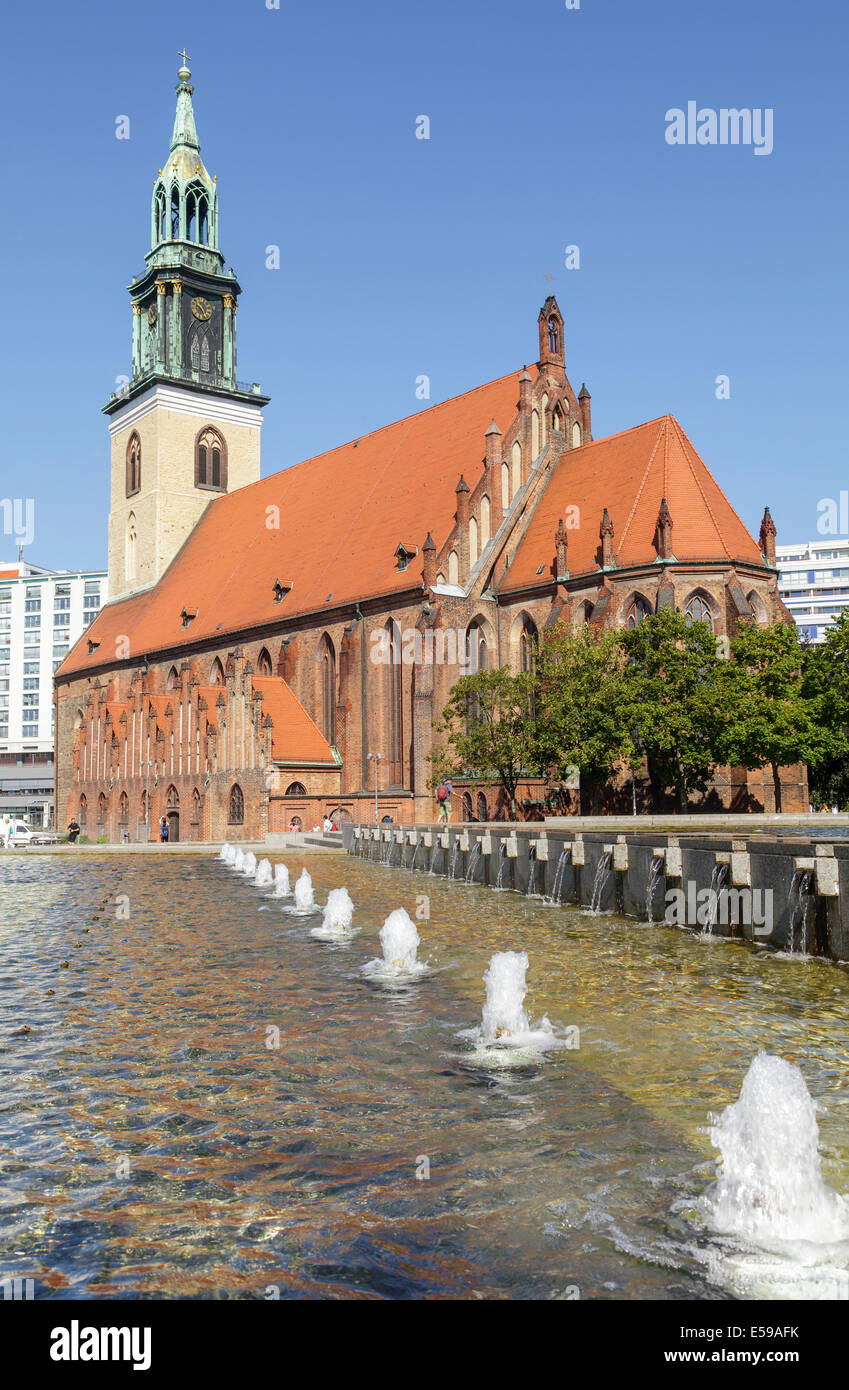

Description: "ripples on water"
0 851 847 1300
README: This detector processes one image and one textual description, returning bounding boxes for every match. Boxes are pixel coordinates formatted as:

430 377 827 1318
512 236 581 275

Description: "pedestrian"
322 815 334 834
0 815 10 849
159 815 169 843
436 779 453 824
67 817 81 845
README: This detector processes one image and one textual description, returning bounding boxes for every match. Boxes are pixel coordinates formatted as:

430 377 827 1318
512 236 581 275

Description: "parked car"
6 821 36 847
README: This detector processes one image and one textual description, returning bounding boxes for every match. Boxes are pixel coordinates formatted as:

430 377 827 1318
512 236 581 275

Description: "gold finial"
178 47 191 68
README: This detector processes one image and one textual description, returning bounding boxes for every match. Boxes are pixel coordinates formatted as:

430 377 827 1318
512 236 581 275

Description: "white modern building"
776 541 849 644
0 561 107 825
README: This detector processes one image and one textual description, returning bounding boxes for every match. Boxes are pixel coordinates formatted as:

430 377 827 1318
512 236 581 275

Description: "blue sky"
1 0 847 571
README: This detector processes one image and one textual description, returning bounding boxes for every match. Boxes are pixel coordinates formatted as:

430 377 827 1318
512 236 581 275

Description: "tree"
531 624 638 813
799 610 849 808
431 667 536 820
619 607 727 813
724 619 834 813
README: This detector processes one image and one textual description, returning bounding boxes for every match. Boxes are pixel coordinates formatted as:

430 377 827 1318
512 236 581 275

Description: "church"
53 61 803 842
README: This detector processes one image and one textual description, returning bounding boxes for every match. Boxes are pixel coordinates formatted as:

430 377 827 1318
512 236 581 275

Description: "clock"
191 296 212 321
147 304 157 325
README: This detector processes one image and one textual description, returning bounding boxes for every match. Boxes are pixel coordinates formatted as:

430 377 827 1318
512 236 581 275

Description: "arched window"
448 549 459 586
125 514 137 584
747 590 768 627
531 409 541 458
285 781 307 797
480 496 491 547
627 597 651 629
140 790 148 823
228 783 244 824
97 792 107 824
511 440 522 494
520 617 538 674
548 317 560 354
79 794 87 829
257 647 273 677
685 596 713 629
466 622 488 731
320 636 336 745
170 186 180 239
501 462 510 510
469 516 479 568
476 791 488 822
192 788 201 823
462 792 474 822
154 186 166 242
575 600 593 628
119 791 129 824
211 658 225 686
166 785 179 809
552 407 563 434
540 394 549 447
195 426 227 491
126 432 141 497
386 621 403 784
166 666 178 691
572 421 582 449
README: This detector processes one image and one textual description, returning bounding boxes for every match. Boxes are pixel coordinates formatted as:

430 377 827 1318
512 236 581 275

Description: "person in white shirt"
0 816 11 848
322 816 333 833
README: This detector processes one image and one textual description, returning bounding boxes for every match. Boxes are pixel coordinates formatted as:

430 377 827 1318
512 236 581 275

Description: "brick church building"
54 61 802 842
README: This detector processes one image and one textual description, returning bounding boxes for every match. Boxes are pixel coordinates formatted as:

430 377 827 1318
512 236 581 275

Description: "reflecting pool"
1 851 847 1299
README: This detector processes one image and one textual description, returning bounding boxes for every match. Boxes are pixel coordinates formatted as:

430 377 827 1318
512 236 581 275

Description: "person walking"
0 815 10 849
436 779 453 824
159 815 169 843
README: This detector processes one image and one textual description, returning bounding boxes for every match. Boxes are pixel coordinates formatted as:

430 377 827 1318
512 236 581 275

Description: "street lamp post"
367 752 382 825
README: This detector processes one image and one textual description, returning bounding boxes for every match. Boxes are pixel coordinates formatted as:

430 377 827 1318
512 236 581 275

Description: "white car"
4 821 36 847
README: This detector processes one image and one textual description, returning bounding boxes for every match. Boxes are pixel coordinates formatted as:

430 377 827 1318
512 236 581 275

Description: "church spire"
151 55 218 255
171 52 201 154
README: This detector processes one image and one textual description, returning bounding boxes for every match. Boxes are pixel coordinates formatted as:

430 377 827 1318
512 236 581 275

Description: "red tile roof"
58 369 525 676
498 415 764 593
252 677 336 763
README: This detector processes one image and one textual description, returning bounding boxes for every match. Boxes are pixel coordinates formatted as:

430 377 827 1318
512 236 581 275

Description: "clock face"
191 296 213 321
147 304 157 325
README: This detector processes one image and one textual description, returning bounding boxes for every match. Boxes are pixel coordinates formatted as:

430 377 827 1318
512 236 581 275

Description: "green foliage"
531 624 637 812
430 666 536 819
724 620 836 812
619 607 727 811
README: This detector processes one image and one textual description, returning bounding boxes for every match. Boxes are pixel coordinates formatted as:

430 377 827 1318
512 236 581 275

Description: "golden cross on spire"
544 268 554 291
178 47 191 68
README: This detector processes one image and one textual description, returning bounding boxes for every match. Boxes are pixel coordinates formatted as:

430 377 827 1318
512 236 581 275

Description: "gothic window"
170 186 180 239
448 550 459 586
126 432 141 497
195 426 227 491
119 791 129 824
386 620 403 784
540 394 549 447
511 440 522 494
166 784 179 809
462 792 473 822
166 666 178 691
257 648 272 677
320 637 336 745
228 783 244 824
192 788 201 823
476 791 488 822
685 596 713 630
480 496 491 547
572 421 582 448
285 782 306 796
200 336 210 372
466 621 488 732
501 462 510 510
125 514 137 584
531 409 541 458
97 792 107 824
548 317 560 354
469 516 479 568
211 658 224 686
627 597 651 629
520 617 538 674
79 794 87 829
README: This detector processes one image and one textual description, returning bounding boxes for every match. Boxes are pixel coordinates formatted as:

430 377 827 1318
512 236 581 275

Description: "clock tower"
104 56 269 602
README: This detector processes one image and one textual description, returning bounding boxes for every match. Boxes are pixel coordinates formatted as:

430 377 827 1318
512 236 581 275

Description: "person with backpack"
435 779 453 824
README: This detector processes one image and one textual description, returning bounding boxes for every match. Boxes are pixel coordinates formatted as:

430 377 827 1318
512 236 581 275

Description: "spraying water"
218 842 230 861
587 851 612 914
495 846 510 891
698 1053 849 1295
700 863 728 937
458 951 560 1055
254 858 273 888
449 840 460 880
410 840 422 872
646 855 663 924
232 847 245 872
787 870 813 956
273 863 290 896
241 850 257 878
527 856 538 897
549 847 571 904
362 908 427 978
311 887 356 940
465 841 483 884
293 868 315 911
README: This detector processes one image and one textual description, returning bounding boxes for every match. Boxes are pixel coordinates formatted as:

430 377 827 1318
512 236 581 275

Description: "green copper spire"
150 54 219 254
171 52 201 154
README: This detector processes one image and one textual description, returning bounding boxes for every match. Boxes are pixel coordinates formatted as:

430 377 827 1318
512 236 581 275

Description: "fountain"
254 857 273 888
699 1052 849 1294
273 863 291 896
232 847 245 872
700 862 729 937
465 841 483 884
459 951 560 1055
410 840 422 873
292 868 315 912
587 851 612 914
549 847 571 904
241 850 258 878
311 887 356 940
495 844 510 891
362 908 427 978
526 851 539 898
645 854 663 923
449 838 460 880
787 869 813 956
218 842 230 861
